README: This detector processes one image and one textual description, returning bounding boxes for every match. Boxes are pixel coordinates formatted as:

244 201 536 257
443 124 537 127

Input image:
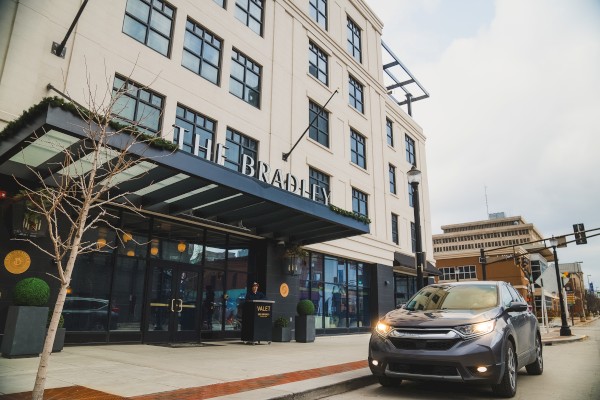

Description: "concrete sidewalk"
0 318 594 400
0 334 374 400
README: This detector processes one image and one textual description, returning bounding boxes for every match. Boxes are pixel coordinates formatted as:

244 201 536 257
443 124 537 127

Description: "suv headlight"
454 319 496 339
375 321 393 337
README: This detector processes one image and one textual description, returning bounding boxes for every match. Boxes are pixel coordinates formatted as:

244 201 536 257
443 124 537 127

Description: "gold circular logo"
4 250 31 274
279 283 289 298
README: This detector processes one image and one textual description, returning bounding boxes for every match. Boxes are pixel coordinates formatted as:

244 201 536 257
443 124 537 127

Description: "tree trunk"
31 220 88 399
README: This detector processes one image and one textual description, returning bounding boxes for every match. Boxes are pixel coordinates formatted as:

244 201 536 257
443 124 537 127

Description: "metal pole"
480 248 487 280
552 245 572 336
411 181 424 289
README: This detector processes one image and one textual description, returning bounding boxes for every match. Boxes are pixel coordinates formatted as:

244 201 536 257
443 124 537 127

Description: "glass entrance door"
145 263 200 343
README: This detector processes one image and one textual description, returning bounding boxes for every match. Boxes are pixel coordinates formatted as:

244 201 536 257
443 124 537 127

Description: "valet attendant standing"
246 282 265 300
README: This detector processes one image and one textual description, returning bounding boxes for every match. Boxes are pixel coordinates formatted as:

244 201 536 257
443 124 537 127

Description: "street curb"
269 374 377 400
543 335 588 346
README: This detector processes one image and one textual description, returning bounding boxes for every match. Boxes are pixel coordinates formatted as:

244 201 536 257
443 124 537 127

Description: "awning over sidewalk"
393 251 441 276
0 103 369 245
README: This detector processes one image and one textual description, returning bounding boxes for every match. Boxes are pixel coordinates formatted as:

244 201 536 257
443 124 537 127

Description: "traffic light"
562 271 570 279
573 223 587 245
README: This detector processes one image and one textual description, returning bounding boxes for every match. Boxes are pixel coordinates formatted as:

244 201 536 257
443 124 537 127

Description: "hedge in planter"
295 300 316 343
48 310 66 353
272 317 291 342
1 277 50 358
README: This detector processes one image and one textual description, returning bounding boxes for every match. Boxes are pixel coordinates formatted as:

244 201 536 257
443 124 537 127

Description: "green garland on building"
0 97 178 151
329 204 371 224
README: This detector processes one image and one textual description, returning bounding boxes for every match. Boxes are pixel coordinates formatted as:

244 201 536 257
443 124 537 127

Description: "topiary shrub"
47 309 65 328
274 317 289 328
12 277 50 306
296 299 315 316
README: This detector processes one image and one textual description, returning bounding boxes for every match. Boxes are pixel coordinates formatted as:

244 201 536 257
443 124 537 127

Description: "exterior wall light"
177 241 187 253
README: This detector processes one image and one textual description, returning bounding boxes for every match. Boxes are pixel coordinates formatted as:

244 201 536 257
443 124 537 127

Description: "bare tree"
10 76 170 400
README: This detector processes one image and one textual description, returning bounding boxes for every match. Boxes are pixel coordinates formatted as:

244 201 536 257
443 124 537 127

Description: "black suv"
369 281 543 397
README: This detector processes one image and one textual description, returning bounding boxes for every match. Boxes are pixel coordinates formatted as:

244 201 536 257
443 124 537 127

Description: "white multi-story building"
0 0 435 343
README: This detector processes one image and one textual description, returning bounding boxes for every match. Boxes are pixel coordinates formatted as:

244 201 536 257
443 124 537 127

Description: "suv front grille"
389 337 458 350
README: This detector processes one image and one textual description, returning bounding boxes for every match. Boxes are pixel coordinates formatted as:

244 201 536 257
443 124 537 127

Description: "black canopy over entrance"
0 104 369 244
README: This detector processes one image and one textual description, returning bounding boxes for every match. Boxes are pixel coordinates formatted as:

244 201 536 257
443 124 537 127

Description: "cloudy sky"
367 0 600 289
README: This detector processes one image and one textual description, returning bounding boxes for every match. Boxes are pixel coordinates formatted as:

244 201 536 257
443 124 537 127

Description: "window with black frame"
350 129 366 169
309 167 330 204
235 0 264 36
224 128 258 173
391 213 399 245
309 41 328 85
405 134 416 166
389 164 397 194
112 75 164 136
348 75 364 113
386 118 394 147
122 0 174 57
309 0 327 30
352 188 368 218
230 49 262 108
182 19 222 85
65 253 113 332
174 104 216 159
346 17 361 63
309 101 329 147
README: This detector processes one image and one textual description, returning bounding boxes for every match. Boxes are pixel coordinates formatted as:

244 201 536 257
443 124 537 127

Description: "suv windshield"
405 284 498 311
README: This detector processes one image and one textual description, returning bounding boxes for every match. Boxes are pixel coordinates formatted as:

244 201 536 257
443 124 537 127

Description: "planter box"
295 315 315 343
52 327 66 353
1 306 49 358
272 326 291 342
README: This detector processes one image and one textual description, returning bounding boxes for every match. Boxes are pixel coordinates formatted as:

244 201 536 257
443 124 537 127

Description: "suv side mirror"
506 301 528 312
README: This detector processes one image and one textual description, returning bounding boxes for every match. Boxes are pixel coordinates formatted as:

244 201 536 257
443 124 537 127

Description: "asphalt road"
322 319 600 400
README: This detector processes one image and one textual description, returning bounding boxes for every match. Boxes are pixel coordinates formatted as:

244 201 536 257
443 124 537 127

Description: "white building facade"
0 0 435 343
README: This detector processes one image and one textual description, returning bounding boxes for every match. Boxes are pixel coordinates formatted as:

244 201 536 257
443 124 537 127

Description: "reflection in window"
174 104 216 159
182 20 222 84
309 41 328 85
112 75 164 136
309 0 327 30
347 17 362 63
225 127 258 172
111 257 146 331
235 0 264 36
230 49 262 108
350 129 366 168
65 254 113 332
349 75 364 113
309 101 329 147
123 0 174 56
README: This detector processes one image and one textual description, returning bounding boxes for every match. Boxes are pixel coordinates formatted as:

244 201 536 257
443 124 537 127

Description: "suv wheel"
492 341 517 398
378 376 403 387
525 335 543 375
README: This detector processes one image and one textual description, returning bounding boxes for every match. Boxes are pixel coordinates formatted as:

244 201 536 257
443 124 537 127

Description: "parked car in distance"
369 281 543 398
62 297 119 331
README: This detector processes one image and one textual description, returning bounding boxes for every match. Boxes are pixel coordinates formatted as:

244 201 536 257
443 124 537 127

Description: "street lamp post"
407 166 424 290
549 236 572 336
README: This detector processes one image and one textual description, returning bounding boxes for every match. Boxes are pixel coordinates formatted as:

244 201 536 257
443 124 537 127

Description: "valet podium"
241 300 274 344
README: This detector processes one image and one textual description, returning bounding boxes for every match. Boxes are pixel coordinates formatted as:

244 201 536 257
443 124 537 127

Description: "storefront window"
65 254 113 332
202 269 224 331
111 257 146 331
395 275 417 308
225 239 249 330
